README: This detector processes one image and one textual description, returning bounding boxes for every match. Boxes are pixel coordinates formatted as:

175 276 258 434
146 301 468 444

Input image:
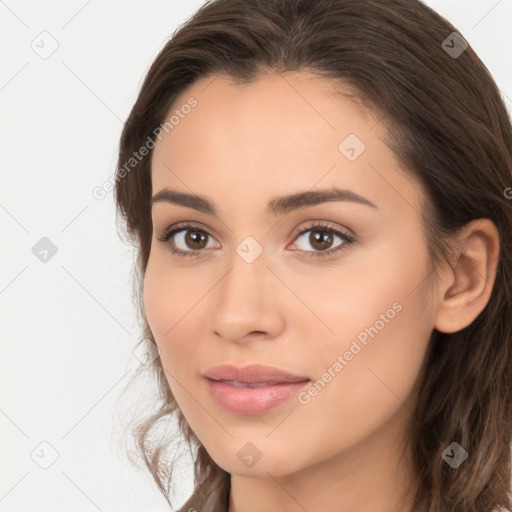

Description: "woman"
114 0 512 510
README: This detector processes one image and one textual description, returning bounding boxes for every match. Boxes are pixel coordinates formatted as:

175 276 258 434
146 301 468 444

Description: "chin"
209 449 302 478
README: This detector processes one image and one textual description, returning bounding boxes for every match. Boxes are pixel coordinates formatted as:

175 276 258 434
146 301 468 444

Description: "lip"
203 363 310 384
203 364 311 415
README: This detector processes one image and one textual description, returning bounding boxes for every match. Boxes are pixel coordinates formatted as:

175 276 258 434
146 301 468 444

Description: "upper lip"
203 364 310 384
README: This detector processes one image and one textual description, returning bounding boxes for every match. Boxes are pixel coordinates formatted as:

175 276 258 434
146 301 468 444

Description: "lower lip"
205 378 310 415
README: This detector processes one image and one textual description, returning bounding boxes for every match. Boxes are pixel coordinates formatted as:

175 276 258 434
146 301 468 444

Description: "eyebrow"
151 187 377 216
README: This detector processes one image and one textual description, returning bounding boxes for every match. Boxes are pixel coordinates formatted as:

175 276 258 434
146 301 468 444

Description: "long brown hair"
114 0 512 510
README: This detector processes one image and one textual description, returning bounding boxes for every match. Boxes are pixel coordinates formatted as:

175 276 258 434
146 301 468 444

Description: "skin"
143 71 500 512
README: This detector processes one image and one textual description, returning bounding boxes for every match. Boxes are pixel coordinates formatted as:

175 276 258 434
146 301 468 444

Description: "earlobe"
434 219 500 334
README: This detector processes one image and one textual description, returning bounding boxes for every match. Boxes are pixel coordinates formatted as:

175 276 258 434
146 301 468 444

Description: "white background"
1 1 511 511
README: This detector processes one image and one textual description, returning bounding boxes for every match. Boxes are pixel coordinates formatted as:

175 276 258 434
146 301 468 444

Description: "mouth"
211 379 301 387
202 363 310 385
202 364 311 415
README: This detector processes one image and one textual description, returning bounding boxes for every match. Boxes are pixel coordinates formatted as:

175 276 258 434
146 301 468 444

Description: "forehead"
154 71 376 157
150 72 423 216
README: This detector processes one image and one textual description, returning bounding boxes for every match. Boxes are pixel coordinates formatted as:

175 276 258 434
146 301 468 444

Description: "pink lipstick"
203 364 310 415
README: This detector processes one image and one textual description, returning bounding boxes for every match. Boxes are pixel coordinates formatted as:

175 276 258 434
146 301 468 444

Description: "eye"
288 221 355 258
157 222 218 259
157 221 356 259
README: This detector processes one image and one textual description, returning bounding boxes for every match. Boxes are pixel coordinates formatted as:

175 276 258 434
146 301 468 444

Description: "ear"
434 218 500 334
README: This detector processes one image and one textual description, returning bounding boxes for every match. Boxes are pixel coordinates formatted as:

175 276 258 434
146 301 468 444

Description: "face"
144 72 438 478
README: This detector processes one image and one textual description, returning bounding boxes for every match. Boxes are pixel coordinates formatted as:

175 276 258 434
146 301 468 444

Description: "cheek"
142 267 195 414
303 298 431 459
301 236 434 438
143 260 169 342
143 260 187 365
280 287 433 473
142 257 210 382
143 251 192 339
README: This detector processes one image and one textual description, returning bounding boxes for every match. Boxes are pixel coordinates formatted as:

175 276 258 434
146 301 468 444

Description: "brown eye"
308 230 335 251
158 225 218 258
290 223 356 258
182 229 209 250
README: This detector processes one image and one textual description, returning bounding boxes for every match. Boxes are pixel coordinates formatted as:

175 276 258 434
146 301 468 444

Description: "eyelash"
157 221 356 260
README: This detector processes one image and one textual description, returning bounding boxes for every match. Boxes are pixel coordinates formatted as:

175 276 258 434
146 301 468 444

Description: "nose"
209 246 285 344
